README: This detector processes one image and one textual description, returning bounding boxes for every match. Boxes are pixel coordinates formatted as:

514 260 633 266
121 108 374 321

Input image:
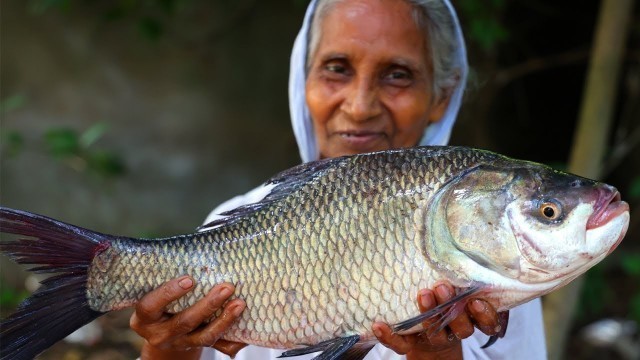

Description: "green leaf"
630 293 640 324
0 287 29 310
1 131 24 157
621 253 640 277
138 17 164 40
87 151 126 177
629 177 640 199
80 123 109 148
44 128 80 157
0 94 27 114
29 0 71 14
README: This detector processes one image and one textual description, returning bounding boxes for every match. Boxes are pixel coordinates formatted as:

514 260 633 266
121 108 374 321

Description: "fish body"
0 146 630 359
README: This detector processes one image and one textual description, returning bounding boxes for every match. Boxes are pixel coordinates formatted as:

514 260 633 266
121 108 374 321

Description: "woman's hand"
130 276 247 360
373 282 500 360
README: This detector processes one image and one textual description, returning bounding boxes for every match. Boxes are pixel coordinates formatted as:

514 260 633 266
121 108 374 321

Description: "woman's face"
306 0 448 159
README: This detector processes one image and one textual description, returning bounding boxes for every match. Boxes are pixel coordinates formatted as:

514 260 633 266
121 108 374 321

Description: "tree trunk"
542 0 635 359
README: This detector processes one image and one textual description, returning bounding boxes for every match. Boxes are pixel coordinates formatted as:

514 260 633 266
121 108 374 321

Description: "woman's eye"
539 201 562 221
319 61 351 81
326 63 346 74
383 69 413 86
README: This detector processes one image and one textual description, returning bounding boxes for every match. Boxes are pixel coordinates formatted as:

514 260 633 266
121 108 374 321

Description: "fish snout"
586 185 629 231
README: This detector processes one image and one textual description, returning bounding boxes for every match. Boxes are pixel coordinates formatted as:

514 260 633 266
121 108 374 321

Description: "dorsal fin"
199 156 347 230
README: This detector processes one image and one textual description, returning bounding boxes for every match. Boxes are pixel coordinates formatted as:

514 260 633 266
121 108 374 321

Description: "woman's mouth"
335 131 386 151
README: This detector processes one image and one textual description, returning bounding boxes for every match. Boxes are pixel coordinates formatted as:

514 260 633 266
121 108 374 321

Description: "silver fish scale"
86 147 494 348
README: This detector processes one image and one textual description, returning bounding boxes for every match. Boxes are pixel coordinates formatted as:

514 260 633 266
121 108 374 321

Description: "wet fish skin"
85 146 627 348
0 146 630 360
88 146 483 347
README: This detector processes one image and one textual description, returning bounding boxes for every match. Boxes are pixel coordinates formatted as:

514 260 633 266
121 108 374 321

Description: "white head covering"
288 0 468 163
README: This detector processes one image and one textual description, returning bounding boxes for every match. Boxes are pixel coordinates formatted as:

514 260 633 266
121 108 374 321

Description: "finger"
373 322 416 355
186 298 246 348
135 276 195 323
434 283 474 340
417 289 449 347
467 299 500 336
168 283 236 335
213 339 248 358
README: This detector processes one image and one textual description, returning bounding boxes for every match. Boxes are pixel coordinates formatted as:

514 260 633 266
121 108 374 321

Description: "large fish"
0 146 630 360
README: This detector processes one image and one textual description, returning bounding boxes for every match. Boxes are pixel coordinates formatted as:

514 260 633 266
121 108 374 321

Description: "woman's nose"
340 79 382 122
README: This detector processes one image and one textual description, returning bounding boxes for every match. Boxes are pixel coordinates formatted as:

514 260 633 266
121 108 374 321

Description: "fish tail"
0 207 110 360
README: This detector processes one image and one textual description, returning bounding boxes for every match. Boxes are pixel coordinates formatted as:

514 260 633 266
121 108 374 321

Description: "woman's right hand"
130 276 248 360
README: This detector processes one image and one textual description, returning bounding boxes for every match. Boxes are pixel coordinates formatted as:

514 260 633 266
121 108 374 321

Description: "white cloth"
201 0 546 358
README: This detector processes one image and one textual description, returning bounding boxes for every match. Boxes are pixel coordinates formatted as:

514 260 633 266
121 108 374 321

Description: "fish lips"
584 185 630 255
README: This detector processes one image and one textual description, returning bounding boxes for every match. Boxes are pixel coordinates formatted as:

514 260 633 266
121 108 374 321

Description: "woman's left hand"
373 282 500 360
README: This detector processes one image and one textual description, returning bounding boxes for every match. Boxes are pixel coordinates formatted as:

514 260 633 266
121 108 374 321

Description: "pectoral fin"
278 334 372 360
392 286 482 334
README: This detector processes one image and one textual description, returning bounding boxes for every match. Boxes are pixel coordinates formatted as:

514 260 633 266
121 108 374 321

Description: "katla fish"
0 146 630 360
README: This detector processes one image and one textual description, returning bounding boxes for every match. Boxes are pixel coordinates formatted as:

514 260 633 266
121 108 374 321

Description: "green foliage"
580 253 640 324
1 132 25 158
621 253 640 323
621 254 640 277
3 120 126 180
45 128 81 158
0 286 29 313
631 293 640 323
629 177 640 199
29 0 71 14
458 0 509 51
138 16 164 40
578 264 611 318
43 124 127 178
0 94 27 114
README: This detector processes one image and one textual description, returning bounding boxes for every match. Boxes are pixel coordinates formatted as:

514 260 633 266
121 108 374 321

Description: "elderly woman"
131 0 546 359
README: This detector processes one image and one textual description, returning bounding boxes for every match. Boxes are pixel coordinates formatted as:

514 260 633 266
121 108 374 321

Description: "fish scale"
97 150 441 346
1 146 629 360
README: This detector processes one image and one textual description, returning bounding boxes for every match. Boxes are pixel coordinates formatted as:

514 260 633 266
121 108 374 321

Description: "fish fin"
481 310 510 348
338 342 375 360
279 335 360 360
392 286 482 333
199 157 348 231
0 207 110 360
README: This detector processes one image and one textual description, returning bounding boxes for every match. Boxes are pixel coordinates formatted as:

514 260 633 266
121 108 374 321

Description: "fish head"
503 165 629 283
442 162 629 288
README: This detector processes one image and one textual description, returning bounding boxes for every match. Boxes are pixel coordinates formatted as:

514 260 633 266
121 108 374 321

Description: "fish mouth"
586 188 629 230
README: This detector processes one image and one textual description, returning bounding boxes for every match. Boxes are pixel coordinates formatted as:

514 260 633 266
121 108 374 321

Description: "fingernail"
436 284 451 299
470 299 486 313
420 291 434 308
494 325 502 333
178 277 193 289
373 328 382 338
219 286 233 298
231 302 245 316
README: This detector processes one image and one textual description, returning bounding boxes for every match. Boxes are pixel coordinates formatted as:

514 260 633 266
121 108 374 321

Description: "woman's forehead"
314 0 428 67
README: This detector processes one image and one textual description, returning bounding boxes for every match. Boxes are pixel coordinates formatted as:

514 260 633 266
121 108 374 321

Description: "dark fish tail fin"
0 207 111 360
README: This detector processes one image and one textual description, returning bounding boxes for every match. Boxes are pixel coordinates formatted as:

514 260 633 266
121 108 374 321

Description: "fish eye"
540 201 561 220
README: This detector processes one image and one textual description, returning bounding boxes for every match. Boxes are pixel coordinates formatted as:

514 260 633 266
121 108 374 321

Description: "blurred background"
0 0 638 359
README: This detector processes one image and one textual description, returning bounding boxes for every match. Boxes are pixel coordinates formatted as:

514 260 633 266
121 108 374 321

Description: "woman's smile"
305 0 448 159
333 130 386 152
